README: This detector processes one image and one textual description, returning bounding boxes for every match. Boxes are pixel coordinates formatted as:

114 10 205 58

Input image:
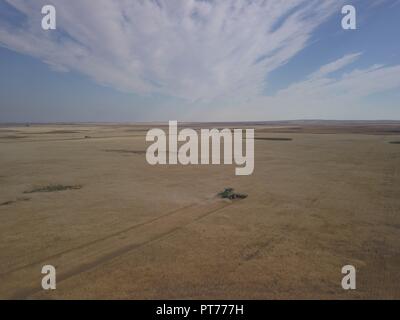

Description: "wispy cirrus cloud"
0 0 345 102
195 52 400 121
276 54 400 101
309 52 363 79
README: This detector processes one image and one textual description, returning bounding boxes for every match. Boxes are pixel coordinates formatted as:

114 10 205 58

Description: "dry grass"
0 123 400 299
254 137 293 141
103 149 146 155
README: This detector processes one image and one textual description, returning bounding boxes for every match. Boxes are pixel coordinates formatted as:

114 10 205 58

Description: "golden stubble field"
0 123 399 299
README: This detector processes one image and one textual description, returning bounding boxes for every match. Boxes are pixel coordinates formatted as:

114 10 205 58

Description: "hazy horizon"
3 119 400 126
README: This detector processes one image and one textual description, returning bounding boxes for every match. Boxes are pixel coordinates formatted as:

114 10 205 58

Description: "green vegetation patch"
218 188 248 200
24 184 82 194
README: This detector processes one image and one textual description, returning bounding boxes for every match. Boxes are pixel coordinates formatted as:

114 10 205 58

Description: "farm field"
1 122 400 299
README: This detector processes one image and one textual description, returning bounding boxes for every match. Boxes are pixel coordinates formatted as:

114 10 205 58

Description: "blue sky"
0 0 399 122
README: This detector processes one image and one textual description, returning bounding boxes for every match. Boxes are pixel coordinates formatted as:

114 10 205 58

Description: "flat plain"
0 121 399 299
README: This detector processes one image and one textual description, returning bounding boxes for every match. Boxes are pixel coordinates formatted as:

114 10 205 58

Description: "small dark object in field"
389 141 400 144
84 136 91 139
218 188 248 200
24 184 82 194
0 200 15 206
0 135 28 139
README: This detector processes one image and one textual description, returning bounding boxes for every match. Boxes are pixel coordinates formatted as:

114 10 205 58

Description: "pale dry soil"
0 124 399 299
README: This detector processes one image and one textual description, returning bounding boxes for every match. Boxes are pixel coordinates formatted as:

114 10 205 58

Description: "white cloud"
191 53 400 121
275 55 400 101
2 0 399 122
0 0 344 102
309 52 362 79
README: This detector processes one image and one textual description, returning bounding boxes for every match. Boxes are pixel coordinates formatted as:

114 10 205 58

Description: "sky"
0 0 399 122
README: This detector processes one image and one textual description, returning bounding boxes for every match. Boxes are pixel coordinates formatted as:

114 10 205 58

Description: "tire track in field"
1 200 232 299
1 204 196 276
